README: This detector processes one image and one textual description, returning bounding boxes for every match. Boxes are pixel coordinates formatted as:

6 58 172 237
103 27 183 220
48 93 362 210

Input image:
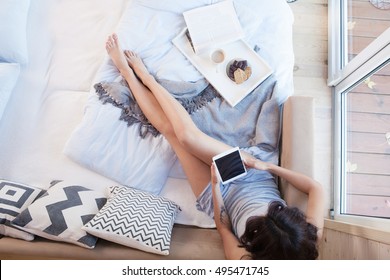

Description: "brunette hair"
239 201 318 259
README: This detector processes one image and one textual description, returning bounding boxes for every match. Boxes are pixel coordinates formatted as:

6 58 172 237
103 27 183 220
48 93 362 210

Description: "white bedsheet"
0 0 294 228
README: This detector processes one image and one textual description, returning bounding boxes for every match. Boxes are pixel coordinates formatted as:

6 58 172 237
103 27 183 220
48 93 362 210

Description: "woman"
105 33 324 260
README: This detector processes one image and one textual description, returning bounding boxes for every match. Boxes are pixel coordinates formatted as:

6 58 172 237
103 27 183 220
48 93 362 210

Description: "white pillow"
0 0 31 63
161 177 215 228
63 95 177 195
83 186 180 255
0 63 20 119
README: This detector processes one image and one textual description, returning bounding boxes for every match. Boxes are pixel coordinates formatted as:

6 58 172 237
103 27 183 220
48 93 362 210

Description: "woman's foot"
124 50 151 81
106 33 133 75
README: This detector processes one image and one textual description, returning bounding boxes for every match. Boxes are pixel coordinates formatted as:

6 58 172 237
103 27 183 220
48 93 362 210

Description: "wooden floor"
289 0 332 214
345 0 390 218
291 0 390 219
289 0 390 259
347 0 390 61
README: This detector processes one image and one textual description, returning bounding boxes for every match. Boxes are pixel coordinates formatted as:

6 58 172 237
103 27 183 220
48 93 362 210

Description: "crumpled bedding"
94 77 214 138
94 72 281 164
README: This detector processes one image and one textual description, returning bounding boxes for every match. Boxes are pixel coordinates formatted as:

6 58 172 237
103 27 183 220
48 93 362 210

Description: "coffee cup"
210 49 225 64
210 49 225 72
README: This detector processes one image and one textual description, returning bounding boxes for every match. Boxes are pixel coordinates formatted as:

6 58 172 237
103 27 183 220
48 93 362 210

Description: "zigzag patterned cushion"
0 179 46 241
12 181 107 249
83 186 180 255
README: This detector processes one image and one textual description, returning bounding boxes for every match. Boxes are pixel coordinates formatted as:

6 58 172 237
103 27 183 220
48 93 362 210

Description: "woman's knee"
176 127 199 149
157 118 197 149
158 120 175 137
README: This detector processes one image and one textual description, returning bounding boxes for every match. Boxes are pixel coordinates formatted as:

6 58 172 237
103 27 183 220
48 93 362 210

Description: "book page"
183 0 244 54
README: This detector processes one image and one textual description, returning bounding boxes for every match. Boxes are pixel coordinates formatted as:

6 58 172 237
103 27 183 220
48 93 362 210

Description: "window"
341 62 390 219
345 0 389 63
329 0 390 230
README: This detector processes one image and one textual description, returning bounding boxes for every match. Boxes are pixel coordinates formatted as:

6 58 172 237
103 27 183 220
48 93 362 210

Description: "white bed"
0 0 311 259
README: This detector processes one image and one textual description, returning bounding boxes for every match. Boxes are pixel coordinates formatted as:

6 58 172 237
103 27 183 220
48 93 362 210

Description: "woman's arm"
211 164 248 260
243 155 324 240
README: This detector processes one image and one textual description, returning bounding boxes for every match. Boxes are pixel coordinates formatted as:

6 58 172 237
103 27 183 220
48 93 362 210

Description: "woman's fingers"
211 163 220 185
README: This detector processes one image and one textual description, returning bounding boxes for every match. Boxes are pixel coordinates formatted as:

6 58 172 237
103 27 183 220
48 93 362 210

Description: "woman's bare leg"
106 34 216 196
105 35 167 131
124 43 233 166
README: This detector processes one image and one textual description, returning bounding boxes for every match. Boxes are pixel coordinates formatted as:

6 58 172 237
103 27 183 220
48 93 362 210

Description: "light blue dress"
196 147 286 239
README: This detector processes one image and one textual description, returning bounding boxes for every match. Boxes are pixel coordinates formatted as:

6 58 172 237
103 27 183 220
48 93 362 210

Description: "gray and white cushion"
0 179 45 240
83 186 180 255
12 181 107 248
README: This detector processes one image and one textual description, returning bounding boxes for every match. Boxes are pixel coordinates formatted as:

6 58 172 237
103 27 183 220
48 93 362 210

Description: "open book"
183 0 244 54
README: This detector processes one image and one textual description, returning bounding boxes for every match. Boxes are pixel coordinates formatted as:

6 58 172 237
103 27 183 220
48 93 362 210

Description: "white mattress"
0 0 294 228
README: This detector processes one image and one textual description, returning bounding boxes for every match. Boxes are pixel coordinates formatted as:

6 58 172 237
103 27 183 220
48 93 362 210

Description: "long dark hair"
239 201 319 259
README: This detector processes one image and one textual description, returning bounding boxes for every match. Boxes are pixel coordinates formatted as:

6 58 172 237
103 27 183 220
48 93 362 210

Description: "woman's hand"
211 164 232 231
210 163 248 259
210 162 220 187
241 152 269 171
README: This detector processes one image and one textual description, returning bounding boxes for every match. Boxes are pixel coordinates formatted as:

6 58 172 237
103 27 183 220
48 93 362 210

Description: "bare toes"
105 36 115 51
113 33 118 43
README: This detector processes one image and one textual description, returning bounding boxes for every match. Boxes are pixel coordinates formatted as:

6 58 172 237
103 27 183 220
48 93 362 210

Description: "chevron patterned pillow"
0 179 46 241
83 186 180 255
11 181 107 249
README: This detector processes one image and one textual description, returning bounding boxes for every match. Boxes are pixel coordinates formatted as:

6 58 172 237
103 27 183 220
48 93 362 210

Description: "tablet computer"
212 147 247 184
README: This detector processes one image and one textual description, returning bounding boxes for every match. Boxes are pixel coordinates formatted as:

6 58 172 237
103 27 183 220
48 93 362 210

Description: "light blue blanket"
95 72 281 165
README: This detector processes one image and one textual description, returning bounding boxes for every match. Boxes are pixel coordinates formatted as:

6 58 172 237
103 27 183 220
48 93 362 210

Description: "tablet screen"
214 149 246 183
